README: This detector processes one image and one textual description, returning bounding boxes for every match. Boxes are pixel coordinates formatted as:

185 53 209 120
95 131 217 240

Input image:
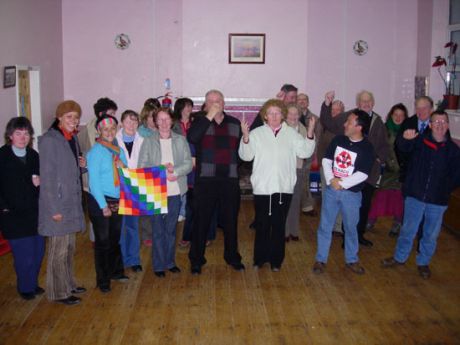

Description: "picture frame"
229 33 265 64
3 66 16 88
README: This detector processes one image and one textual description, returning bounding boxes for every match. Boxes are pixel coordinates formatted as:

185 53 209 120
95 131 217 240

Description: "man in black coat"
382 110 460 279
396 96 433 182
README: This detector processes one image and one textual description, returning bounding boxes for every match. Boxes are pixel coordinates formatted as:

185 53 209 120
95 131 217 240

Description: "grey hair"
356 90 374 105
205 89 224 101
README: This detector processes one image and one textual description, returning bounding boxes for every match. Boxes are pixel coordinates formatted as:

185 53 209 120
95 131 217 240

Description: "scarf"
385 117 401 136
122 130 135 143
59 125 77 141
96 138 125 186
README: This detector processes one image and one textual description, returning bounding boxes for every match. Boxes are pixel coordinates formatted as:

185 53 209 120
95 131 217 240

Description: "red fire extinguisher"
162 91 172 108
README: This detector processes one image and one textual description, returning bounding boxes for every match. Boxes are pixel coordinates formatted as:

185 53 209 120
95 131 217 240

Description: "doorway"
16 66 42 149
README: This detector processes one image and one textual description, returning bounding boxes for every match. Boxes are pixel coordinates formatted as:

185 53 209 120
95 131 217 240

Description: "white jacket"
239 122 315 195
115 130 144 168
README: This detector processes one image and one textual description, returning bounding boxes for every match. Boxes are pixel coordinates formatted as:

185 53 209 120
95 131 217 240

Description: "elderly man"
187 90 245 275
396 96 433 182
313 110 375 275
382 111 460 279
320 90 389 247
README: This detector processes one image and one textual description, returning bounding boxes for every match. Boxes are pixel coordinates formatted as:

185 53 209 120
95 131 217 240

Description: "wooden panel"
444 187 460 234
0 200 459 344
17 70 31 119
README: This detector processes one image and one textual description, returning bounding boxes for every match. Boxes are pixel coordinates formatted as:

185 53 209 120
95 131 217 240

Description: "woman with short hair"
239 99 316 271
116 110 144 272
284 103 309 242
0 117 44 300
138 107 192 277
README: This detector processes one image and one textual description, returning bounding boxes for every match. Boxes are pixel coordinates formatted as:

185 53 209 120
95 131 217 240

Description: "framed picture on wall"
3 66 16 88
229 34 265 64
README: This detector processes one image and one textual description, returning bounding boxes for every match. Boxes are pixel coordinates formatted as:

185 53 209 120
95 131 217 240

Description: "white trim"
15 65 42 150
188 97 266 105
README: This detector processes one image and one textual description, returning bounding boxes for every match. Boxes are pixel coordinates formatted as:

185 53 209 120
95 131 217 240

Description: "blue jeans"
179 193 186 218
120 216 141 267
151 195 181 271
394 197 447 266
8 235 45 293
316 186 362 264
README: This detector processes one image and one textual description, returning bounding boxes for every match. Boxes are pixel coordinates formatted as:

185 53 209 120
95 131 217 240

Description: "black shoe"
230 263 245 271
191 266 202 275
154 271 166 278
111 274 129 282
131 265 143 273
169 266 181 273
359 237 373 247
71 286 87 294
99 286 111 293
253 262 265 270
34 286 45 295
19 292 35 300
56 295 81 305
418 265 431 279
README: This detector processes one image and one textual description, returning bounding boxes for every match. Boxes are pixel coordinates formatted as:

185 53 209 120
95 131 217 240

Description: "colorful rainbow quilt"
118 166 168 215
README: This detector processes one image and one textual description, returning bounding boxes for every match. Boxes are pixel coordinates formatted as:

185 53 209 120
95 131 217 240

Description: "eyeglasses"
431 119 448 125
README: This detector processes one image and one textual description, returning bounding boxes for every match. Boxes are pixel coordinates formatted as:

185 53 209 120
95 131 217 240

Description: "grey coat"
138 131 192 196
38 128 85 236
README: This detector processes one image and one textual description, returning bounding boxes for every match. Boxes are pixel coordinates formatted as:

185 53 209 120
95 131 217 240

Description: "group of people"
0 84 459 306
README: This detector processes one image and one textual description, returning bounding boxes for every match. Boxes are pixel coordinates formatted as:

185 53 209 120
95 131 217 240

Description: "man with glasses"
396 96 433 182
382 111 460 279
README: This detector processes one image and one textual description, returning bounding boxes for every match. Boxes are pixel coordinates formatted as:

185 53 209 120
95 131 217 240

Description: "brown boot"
312 261 326 274
381 257 404 268
346 262 365 275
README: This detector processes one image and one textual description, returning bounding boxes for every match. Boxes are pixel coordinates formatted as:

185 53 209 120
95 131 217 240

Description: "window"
448 0 460 94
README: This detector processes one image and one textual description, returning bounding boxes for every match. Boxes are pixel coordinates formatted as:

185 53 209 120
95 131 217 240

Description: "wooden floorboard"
1 199 459 345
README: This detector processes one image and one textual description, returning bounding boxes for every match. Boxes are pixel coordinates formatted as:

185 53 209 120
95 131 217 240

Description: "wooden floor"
1 199 459 345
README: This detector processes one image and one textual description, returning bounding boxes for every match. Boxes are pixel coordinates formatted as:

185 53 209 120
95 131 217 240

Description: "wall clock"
114 34 131 50
353 40 368 56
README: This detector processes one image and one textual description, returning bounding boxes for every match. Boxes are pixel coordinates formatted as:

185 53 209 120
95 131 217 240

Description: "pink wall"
181 0 309 99
62 0 450 125
306 0 418 117
62 0 156 123
0 0 64 135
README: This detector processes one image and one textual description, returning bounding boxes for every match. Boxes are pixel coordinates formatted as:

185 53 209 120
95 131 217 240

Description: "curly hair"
259 99 288 123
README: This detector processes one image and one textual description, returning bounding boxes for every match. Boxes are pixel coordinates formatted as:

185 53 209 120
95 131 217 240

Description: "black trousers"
90 213 124 288
253 193 292 268
356 183 376 238
189 179 242 267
